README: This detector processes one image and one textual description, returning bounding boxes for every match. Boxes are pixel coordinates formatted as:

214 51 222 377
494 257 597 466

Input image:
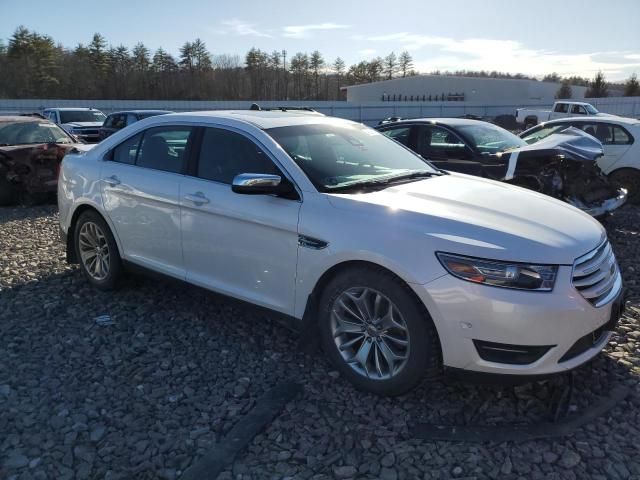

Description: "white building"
342 75 588 104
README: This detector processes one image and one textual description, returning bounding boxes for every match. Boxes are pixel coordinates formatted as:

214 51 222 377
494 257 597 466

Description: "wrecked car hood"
481 128 626 217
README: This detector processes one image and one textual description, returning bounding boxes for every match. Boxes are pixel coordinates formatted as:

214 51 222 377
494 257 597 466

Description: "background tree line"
0 26 638 101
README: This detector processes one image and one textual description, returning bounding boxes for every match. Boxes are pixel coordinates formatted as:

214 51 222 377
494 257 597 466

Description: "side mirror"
231 173 295 197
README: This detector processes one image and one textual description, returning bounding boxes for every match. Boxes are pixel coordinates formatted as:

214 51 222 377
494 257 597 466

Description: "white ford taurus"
58 110 624 395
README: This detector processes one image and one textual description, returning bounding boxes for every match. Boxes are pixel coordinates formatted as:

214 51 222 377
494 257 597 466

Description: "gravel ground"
1 204 639 480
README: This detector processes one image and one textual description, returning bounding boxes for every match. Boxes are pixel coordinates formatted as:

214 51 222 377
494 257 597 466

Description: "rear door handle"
184 192 210 206
103 175 121 187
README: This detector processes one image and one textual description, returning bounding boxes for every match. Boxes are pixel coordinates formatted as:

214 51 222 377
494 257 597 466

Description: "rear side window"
112 133 142 165
554 103 569 113
380 126 411 146
197 128 279 184
136 127 193 174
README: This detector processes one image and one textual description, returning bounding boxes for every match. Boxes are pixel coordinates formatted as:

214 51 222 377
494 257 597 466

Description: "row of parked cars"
50 105 632 394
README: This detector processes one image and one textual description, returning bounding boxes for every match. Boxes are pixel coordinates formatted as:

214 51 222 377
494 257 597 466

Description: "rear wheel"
318 266 441 396
74 210 123 290
609 168 640 204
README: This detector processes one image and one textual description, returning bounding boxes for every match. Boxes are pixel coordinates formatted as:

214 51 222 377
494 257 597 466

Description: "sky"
1 0 639 81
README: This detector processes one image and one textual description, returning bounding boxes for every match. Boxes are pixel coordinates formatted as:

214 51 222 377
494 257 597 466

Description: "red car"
0 115 87 205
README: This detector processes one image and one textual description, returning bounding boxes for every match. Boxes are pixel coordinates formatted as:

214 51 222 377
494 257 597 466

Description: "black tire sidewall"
318 267 440 396
74 211 122 290
0 176 18 206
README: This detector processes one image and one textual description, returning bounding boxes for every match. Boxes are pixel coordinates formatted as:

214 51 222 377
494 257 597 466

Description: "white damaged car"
58 110 625 395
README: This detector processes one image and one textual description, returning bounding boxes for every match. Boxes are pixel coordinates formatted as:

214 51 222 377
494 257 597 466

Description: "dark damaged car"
0 116 90 205
375 118 626 217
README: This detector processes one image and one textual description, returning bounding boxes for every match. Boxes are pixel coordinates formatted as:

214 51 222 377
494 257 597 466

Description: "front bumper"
412 266 624 377
580 188 627 218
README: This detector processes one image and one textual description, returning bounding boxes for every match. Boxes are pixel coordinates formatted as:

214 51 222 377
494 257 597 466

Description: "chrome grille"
572 240 621 307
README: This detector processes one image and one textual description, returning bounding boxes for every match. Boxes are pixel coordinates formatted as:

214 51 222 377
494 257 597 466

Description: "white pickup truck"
516 101 608 129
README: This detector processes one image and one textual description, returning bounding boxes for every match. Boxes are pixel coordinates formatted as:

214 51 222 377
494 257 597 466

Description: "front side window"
111 133 142 165
59 110 106 123
456 123 527 153
571 105 586 115
585 104 599 114
266 123 436 191
416 126 471 160
0 121 74 145
136 127 193 173
380 126 411 146
197 128 279 183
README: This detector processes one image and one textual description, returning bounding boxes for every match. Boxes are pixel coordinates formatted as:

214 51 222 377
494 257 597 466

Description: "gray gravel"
1 204 639 480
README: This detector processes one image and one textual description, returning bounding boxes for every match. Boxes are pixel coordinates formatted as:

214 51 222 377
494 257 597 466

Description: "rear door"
100 125 195 278
179 126 301 314
571 122 633 173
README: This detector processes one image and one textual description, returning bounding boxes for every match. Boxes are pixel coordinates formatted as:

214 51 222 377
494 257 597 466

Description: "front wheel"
74 210 123 290
318 266 441 396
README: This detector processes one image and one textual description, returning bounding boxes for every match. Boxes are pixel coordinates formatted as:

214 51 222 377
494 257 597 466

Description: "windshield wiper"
327 170 442 193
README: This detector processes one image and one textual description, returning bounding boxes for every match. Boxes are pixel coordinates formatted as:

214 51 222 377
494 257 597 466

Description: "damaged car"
375 118 626 217
0 116 88 205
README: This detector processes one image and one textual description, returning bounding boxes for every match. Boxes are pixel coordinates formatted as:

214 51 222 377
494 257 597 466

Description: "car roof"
543 116 640 126
378 117 490 127
157 110 349 129
108 110 173 115
43 107 102 111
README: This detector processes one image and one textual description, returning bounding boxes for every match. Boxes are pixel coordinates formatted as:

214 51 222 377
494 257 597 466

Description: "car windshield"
266 123 437 191
0 121 74 145
585 104 599 114
456 123 527 153
59 110 106 123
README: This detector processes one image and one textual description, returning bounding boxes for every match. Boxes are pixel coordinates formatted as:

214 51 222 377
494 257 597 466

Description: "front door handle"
184 192 210 206
103 175 121 187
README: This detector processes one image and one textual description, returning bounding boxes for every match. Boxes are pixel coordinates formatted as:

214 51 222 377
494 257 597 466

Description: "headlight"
436 252 557 291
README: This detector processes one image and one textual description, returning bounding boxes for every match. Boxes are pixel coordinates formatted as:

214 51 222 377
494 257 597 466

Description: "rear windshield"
0 121 74 145
59 110 106 123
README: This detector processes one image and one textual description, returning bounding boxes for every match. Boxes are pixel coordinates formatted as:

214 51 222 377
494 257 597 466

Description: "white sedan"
521 116 640 202
58 110 624 395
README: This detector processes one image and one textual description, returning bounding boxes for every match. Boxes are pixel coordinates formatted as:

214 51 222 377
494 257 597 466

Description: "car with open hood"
0 115 90 205
58 110 624 395
376 118 626 218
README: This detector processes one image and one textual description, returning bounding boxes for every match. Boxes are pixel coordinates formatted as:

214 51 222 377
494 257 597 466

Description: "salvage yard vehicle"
58 110 624 395
521 116 640 203
43 107 106 143
0 115 86 205
376 118 626 218
516 101 609 130
99 110 172 140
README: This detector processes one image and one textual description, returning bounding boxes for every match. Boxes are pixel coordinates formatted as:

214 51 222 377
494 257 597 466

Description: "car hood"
62 122 103 128
327 172 605 265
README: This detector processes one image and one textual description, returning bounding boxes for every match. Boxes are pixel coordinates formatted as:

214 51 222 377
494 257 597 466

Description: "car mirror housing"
231 173 294 196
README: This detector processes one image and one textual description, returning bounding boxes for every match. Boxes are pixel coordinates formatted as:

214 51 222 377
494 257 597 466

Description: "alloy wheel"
331 287 410 380
78 221 110 281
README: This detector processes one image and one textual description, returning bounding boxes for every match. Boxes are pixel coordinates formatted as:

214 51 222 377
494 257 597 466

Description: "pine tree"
585 71 609 98
624 73 640 96
383 52 397 80
309 50 324 99
555 80 572 99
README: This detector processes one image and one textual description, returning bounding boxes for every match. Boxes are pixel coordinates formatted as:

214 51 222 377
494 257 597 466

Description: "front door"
180 126 301 314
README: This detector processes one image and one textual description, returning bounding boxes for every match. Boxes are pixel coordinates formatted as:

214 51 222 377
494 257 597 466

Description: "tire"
0 176 18 206
609 168 640 205
74 210 123 290
317 266 441 396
